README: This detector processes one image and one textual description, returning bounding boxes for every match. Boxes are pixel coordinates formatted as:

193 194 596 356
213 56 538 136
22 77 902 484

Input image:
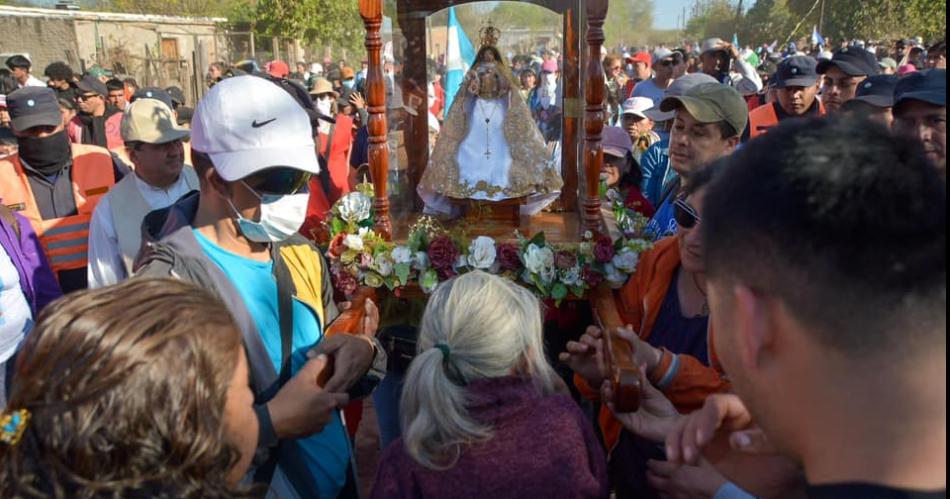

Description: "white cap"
653 48 674 64
622 97 654 119
191 75 319 182
701 38 727 55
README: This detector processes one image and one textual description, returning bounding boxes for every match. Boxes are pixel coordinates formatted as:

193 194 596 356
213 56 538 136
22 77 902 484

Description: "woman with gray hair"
371 271 609 499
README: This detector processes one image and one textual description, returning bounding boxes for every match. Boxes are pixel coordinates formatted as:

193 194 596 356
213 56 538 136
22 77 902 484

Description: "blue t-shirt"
194 230 350 498
631 78 666 108
647 268 710 365
646 194 678 241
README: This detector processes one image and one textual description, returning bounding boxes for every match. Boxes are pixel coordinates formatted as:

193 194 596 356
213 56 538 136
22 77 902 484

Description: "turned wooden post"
360 0 392 239
560 6 580 212
582 0 608 234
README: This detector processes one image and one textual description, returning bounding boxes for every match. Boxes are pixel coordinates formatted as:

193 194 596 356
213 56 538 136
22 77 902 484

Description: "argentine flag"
811 26 825 46
444 7 476 114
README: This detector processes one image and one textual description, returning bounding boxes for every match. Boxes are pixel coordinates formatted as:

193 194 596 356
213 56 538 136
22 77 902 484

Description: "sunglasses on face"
658 60 674 68
77 93 100 102
242 167 311 196
673 198 701 229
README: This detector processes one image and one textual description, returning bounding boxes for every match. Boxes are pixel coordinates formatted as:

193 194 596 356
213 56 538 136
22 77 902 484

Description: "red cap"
626 51 652 65
268 60 290 78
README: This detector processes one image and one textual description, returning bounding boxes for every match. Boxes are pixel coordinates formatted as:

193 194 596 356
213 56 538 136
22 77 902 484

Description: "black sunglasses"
673 198 701 229
658 60 675 68
242 167 312 196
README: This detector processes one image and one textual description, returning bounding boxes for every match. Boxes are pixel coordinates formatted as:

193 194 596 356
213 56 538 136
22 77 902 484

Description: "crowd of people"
0 23 945 499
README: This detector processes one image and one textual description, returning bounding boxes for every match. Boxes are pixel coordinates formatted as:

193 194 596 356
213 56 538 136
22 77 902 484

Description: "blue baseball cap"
816 46 880 77
894 69 946 109
851 75 900 108
774 56 819 88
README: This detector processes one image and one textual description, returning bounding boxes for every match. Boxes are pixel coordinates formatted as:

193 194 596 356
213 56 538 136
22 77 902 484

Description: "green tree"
740 0 797 46
254 0 364 55
604 0 655 48
786 0 945 43
684 0 740 41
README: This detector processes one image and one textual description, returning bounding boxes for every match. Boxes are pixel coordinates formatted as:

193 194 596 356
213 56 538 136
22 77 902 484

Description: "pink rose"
555 251 577 270
428 235 459 270
593 236 615 263
359 252 374 268
497 243 523 272
334 271 359 296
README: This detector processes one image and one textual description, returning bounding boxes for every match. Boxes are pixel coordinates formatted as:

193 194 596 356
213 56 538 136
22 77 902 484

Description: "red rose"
437 267 457 281
497 243 523 272
593 236 615 263
555 250 577 270
582 265 604 287
328 233 347 258
334 271 359 296
428 235 459 270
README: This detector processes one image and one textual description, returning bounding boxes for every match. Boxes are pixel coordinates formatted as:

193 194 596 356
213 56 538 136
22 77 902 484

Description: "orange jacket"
320 114 355 204
0 144 116 277
749 100 826 139
576 237 731 454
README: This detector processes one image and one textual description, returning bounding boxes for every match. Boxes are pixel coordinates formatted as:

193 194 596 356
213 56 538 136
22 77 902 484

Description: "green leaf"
395 263 411 285
330 217 344 236
551 282 568 302
570 285 587 298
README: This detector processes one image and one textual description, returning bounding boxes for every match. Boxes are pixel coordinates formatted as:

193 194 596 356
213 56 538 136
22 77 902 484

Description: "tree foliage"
604 0 655 47
684 0 740 41
254 0 364 54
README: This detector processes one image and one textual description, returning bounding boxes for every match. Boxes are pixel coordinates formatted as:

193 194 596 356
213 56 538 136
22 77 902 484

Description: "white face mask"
228 182 309 243
316 98 333 117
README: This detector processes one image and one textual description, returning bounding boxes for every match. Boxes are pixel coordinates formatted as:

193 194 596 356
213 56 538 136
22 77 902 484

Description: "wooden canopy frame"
357 0 608 238
357 0 640 412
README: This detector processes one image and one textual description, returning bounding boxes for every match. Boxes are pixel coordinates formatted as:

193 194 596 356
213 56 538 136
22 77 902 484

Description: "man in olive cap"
87 98 197 287
646 82 748 239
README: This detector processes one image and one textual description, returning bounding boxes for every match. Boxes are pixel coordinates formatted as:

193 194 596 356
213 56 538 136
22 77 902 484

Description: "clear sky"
654 0 694 31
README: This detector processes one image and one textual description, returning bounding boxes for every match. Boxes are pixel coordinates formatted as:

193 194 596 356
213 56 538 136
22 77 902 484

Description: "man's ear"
726 134 741 151
204 167 230 199
733 284 775 371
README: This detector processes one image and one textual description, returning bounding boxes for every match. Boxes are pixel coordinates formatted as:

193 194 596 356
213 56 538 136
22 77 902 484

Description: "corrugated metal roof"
0 5 227 25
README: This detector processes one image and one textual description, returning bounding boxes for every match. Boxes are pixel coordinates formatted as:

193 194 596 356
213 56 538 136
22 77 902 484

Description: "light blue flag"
811 26 826 46
732 33 740 49
444 7 476 114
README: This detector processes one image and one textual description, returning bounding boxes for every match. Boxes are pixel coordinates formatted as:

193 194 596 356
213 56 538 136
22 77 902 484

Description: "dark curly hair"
0 278 259 499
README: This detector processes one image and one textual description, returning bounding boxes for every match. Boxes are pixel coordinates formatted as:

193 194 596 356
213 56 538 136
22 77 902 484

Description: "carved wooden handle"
591 284 642 413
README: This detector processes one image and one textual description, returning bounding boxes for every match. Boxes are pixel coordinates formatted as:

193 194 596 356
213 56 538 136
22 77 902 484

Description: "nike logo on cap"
252 118 277 128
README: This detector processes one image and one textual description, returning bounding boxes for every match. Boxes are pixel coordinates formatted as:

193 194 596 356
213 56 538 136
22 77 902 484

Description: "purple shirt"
0 210 61 316
371 376 609 499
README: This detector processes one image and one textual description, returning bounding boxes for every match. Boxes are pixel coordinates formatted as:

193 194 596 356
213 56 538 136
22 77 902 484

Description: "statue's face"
483 51 496 63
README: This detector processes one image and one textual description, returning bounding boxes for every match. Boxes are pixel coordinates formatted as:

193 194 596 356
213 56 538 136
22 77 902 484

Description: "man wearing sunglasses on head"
136 75 385 499
632 48 678 109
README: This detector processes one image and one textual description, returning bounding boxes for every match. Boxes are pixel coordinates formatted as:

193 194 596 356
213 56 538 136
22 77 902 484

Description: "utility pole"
818 0 826 34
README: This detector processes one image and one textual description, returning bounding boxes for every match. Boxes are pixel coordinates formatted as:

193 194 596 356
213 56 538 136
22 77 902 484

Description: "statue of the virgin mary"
419 23 562 216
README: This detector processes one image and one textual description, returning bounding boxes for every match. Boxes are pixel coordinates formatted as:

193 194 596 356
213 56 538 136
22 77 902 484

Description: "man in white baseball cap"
699 37 763 96
136 75 385 498
620 96 661 162
87 97 195 288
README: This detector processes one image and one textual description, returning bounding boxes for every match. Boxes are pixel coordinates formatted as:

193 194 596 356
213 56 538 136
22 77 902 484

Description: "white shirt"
0 244 32 363
20 74 46 88
87 172 194 288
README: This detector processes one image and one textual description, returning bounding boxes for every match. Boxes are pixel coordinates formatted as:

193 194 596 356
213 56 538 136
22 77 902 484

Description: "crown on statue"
479 21 501 48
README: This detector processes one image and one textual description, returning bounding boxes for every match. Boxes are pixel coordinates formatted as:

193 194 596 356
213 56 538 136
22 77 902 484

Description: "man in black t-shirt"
660 116 946 498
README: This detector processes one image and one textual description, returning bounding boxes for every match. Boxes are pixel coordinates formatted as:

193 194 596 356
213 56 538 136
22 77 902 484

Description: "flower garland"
323 186 653 305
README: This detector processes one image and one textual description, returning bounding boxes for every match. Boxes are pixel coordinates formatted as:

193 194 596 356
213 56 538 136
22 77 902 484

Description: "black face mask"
18 130 71 176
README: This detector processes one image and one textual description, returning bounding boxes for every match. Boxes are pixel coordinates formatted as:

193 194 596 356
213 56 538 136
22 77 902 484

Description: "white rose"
524 244 555 275
344 234 364 252
560 266 582 287
391 246 413 265
413 251 430 271
604 263 627 289
541 266 557 285
611 248 640 274
466 236 497 270
372 253 393 277
337 192 372 223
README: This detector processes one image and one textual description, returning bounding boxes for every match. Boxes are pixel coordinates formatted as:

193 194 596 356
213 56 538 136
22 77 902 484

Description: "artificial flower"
467 236 497 270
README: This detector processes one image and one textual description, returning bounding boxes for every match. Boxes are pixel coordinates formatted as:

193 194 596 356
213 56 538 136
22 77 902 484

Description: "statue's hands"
467 77 480 96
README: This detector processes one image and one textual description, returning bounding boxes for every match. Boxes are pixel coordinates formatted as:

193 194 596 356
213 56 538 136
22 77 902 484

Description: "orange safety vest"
749 100 826 139
0 144 116 276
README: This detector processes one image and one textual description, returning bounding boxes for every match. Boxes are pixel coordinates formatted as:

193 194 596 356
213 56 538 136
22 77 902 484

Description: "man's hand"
349 92 366 110
268 355 350 440
559 326 609 388
665 394 807 498
307 333 375 393
646 459 728 499
604 367 681 443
